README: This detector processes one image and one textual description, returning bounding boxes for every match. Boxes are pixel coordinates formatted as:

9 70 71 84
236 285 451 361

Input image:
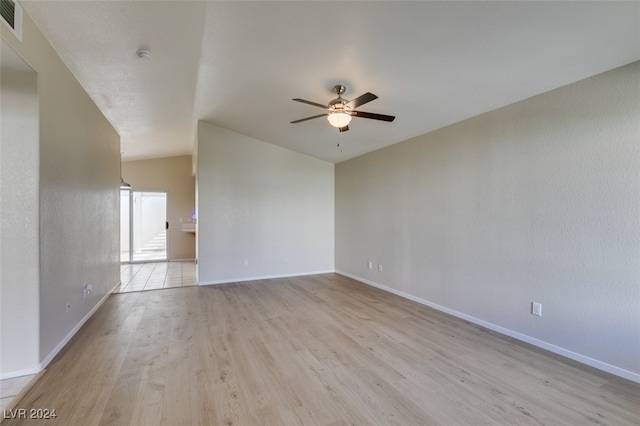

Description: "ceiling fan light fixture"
292 86 394 132
327 111 352 128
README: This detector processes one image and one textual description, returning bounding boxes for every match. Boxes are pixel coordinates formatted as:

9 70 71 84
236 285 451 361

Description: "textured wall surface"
197 123 334 284
0 64 39 376
2 10 121 365
122 155 196 260
336 62 640 378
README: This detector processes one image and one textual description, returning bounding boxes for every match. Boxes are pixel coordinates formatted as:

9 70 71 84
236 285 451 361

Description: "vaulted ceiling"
21 1 640 163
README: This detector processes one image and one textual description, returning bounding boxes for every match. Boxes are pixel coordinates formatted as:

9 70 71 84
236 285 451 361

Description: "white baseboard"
112 280 122 293
336 270 640 384
37 281 119 372
198 270 335 286
0 367 40 381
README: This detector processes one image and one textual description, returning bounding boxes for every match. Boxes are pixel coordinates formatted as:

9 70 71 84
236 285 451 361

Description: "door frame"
121 189 169 264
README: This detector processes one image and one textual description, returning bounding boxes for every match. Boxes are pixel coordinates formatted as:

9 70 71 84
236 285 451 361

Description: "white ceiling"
20 1 640 163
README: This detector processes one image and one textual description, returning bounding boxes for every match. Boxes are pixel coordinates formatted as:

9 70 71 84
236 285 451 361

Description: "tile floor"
115 261 197 293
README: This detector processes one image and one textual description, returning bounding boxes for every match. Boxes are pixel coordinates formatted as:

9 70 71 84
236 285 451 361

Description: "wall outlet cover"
532 302 542 316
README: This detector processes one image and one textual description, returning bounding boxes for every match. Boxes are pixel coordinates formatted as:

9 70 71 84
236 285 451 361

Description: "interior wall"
335 62 640 381
0 63 39 377
197 122 334 284
122 155 196 261
2 9 120 367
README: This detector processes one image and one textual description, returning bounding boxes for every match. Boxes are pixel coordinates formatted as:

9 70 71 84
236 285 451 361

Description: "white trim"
0 366 38 381
198 270 335 286
336 270 640 384
38 281 119 372
111 280 122 294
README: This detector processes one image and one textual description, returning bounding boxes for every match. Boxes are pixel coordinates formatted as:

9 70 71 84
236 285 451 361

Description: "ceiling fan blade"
351 110 395 122
347 92 378 109
338 125 349 133
292 98 328 109
291 113 328 124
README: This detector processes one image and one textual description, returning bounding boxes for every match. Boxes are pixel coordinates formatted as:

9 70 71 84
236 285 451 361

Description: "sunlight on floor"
115 261 197 293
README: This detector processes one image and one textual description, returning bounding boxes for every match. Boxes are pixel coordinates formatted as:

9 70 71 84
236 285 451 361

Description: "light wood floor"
5 274 639 425
0 375 36 411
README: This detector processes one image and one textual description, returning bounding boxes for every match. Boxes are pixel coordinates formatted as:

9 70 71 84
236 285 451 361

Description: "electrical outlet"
532 302 542 317
83 283 92 299
368 261 373 270
378 264 383 272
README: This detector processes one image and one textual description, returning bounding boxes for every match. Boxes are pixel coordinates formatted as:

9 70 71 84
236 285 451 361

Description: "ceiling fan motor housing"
329 85 349 110
329 98 349 110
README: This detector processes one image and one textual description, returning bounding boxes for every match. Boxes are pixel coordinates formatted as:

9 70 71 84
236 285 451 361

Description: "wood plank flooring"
0 375 38 412
4 274 639 425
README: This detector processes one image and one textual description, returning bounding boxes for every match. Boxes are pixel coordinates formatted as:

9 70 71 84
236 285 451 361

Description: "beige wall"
0 61 40 376
197 123 334 284
2 8 120 376
122 155 196 260
336 62 640 381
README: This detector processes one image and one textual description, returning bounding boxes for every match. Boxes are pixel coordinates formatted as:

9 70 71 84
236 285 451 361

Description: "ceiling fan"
291 85 395 133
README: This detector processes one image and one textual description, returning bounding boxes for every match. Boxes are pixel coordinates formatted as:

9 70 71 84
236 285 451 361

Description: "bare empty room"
1 1 639 425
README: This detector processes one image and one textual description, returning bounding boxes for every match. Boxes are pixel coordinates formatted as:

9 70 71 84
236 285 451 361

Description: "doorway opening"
121 190 168 263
